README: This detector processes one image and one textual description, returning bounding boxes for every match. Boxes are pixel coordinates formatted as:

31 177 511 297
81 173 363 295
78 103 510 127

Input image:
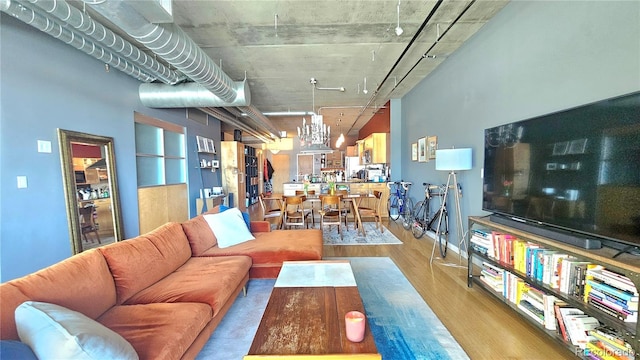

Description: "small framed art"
418 137 427 162
427 136 438 160
412 143 418 161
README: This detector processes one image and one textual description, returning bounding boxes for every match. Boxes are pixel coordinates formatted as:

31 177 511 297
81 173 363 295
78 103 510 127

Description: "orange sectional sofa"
0 207 323 360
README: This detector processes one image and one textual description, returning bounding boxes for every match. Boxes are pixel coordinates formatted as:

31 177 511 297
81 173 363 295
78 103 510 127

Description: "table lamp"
432 148 473 263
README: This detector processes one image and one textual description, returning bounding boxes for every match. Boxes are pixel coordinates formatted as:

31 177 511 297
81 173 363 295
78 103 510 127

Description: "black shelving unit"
244 145 259 207
467 216 640 358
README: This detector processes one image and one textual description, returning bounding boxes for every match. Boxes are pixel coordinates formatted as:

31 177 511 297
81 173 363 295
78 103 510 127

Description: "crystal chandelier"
298 114 331 152
298 78 333 153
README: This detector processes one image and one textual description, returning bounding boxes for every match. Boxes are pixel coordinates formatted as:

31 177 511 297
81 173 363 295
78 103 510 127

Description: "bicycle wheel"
388 194 400 221
411 201 427 238
436 211 449 258
401 197 414 230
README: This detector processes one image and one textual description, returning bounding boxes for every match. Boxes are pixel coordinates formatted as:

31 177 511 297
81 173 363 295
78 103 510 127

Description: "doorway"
270 154 290 194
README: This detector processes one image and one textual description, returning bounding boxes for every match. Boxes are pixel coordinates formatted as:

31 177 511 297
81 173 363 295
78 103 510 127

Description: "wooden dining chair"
283 195 311 229
296 189 316 225
79 205 101 243
319 194 343 240
357 190 383 233
335 189 352 229
259 193 282 228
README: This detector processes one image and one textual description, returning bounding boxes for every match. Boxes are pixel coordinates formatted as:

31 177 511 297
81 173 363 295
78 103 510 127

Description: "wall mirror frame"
58 129 124 254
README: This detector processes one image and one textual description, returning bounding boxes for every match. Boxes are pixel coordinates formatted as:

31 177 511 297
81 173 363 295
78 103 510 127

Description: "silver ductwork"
83 0 239 104
24 0 182 85
139 81 251 108
1 0 155 82
239 106 282 138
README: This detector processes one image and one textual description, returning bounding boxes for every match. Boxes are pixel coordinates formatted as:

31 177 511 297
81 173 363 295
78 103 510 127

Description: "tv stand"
489 214 602 250
467 216 640 357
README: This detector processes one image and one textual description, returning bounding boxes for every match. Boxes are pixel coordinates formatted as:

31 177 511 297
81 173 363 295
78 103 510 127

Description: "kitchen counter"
281 182 390 217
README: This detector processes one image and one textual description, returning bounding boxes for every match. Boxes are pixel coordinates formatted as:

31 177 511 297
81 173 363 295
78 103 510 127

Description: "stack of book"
586 326 635 360
584 265 638 323
553 301 599 349
479 262 504 292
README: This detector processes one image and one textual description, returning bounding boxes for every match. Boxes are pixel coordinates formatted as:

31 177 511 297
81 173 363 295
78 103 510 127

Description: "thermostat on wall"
212 160 219 168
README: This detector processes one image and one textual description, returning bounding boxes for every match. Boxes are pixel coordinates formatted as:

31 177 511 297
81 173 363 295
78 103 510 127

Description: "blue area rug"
196 257 467 360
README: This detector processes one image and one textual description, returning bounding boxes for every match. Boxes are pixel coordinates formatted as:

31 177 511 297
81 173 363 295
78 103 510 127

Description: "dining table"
268 193 375 236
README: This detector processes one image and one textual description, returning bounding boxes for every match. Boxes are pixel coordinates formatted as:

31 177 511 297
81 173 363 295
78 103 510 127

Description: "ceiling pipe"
238 105 282 139
83 0 239 104
23 0 183 84
201 107 273 143
1 0 155 82
139 81 251 108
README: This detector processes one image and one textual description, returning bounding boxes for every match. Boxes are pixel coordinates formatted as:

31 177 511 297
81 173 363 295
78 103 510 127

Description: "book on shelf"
588 327 635 360
587 265 639 295
563 314 599 349
554 301 574 342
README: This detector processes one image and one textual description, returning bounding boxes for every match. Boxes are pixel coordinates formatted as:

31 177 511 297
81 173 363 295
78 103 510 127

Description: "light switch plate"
37 140 52 153
17 176 28 189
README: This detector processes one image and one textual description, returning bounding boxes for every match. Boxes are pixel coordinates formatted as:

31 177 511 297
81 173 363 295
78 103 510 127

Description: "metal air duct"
139 81 251 108
24 0 182 84
83 0 239 104
1 0 155 82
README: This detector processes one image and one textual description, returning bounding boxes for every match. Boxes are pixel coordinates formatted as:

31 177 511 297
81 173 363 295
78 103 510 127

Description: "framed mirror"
58 129 124 254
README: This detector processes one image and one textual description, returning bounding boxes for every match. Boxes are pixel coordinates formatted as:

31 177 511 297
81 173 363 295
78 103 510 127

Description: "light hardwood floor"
249 205 573 359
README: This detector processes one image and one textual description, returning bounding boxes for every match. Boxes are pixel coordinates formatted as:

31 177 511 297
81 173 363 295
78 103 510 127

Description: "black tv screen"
482 91 640 248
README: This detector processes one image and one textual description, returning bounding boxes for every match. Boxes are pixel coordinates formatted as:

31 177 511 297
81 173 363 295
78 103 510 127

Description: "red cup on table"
345 311 366 342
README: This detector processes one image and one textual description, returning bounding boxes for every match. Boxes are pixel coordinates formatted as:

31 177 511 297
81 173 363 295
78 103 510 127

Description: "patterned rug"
323 223 403 245
196 257 468 360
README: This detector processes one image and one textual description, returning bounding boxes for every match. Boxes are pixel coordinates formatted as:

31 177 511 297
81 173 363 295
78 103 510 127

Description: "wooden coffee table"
244 260 380 359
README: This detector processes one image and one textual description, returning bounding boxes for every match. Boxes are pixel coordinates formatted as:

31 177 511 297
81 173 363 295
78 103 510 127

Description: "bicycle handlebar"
386 181 412 190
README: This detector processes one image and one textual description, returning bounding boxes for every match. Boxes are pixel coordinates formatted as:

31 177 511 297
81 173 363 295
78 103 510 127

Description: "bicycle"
411 183 450 258
386 181 413 229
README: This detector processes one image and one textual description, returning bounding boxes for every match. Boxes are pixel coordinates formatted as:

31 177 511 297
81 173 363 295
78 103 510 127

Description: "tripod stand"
429 170 466 264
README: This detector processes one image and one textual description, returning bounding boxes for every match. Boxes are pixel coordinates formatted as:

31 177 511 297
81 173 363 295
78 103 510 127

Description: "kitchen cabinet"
84 168 100 184
297 153 322 181
324 151 344 169
358 133 389 164
220 141 247 211
93 198 113 237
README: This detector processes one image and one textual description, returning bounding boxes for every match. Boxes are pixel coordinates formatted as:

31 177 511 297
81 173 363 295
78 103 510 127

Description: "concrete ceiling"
170 0 509 143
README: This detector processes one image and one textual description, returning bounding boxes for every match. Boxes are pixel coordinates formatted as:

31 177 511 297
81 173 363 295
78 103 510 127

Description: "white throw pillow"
203 207 255 248
15 301 138 360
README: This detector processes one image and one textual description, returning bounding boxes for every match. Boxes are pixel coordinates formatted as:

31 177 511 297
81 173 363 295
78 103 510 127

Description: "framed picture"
568 138 587 154
552 141 569 156
427 136 438 160
418 137 427 162
411 143 418 161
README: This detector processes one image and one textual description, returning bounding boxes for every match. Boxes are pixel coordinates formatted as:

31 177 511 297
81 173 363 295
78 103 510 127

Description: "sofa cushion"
198 229 323 265
124 256 251 316
203 208 255 248
0 249 117 340
181 216 217 255
99 224 191 304
142 222 192 267
98 303 211 360
15 301 138 360
219 204 251 229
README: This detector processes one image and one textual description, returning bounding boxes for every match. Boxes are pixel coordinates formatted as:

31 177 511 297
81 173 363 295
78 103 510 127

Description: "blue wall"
395 1 640 248
0 14 221 281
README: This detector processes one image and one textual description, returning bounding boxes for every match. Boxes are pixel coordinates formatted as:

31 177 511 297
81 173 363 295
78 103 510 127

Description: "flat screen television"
482 91 640 252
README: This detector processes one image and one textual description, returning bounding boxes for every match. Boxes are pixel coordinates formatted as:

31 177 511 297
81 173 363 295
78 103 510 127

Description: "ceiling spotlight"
363 77 368 94
395 1 403 36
